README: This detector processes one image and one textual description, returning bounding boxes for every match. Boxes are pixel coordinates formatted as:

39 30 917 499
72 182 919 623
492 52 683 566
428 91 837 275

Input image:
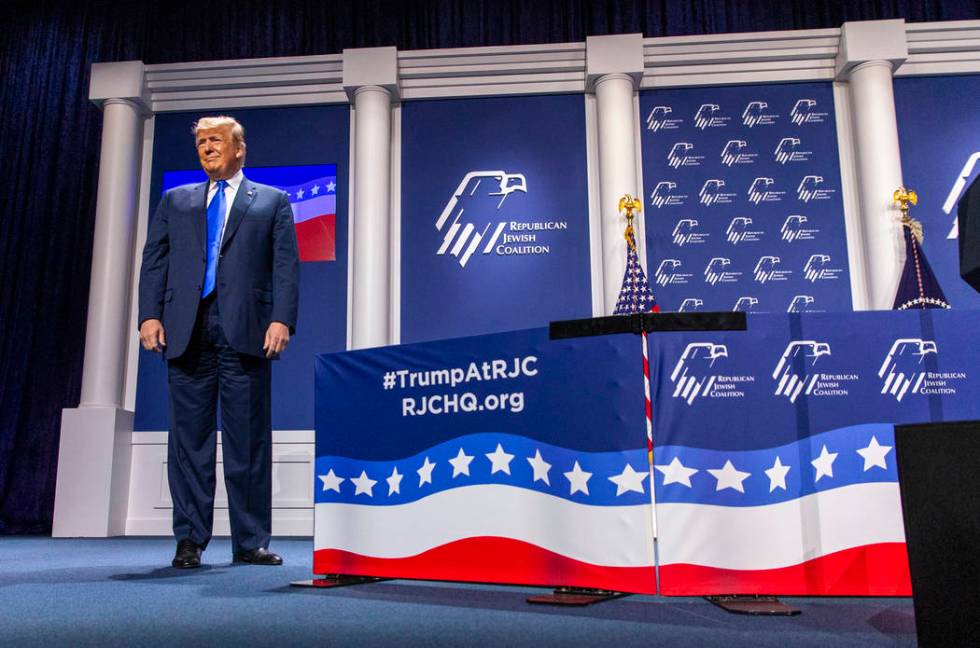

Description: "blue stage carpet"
0 537 915 646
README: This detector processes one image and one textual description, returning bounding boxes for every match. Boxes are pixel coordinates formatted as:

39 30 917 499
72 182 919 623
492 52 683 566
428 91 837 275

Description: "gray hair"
192 115 245 147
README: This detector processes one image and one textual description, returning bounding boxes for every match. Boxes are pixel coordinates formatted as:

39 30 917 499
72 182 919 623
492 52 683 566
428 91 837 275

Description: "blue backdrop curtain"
0 0 975 533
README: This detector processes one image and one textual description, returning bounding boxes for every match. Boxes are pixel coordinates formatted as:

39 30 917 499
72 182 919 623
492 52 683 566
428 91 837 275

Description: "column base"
52 406 134 537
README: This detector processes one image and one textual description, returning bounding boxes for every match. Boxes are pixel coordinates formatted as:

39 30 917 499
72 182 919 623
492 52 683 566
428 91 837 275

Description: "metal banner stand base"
705 595 801 615
527 587 629 606
291 574 388 589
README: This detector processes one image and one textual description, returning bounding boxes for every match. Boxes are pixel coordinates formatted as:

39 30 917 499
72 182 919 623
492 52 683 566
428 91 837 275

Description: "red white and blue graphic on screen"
283 173 337 262
640 84 852 314
161 164 337 262
313 328 656 593
649 310 980 595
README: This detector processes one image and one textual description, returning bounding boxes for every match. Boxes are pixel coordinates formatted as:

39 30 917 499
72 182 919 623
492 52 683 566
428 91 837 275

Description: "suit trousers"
167 294 272 552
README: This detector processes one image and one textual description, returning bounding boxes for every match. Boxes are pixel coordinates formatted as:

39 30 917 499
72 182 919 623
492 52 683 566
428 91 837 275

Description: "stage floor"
0 537 915 646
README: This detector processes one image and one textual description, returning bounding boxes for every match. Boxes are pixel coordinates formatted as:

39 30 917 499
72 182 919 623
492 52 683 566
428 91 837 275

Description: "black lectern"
895 419 980 646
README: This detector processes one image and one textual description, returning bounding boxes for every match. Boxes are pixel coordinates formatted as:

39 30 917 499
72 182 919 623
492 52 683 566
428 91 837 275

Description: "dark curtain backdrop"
0 0 976 534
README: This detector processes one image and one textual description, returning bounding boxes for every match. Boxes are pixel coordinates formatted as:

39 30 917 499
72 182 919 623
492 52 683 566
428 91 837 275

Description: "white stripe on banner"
656 482 905 570
314 485 654 568
291 195 336 224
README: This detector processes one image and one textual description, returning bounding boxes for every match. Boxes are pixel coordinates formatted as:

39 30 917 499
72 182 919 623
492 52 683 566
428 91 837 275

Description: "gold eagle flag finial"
893 186 923 243
618 194 643 250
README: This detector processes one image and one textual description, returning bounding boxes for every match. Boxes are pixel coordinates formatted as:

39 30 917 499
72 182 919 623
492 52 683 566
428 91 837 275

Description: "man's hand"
139 319 167 352
264 322 290 358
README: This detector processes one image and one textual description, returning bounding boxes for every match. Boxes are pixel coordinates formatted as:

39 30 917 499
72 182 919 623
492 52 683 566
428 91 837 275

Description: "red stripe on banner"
314 536 657 594
294 214 335 262
659 542 911 596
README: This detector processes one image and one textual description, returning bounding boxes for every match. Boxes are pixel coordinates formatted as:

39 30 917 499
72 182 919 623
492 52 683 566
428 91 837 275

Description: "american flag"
613 225 659 314
893 220 950 310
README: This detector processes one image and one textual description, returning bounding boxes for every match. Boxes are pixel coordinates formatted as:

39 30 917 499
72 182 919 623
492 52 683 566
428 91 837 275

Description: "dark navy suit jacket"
138 177 300 359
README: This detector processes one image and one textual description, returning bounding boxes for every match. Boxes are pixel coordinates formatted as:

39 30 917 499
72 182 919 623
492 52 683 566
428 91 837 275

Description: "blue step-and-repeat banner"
640 83 852 314
400 94 593 343
895 73 980 310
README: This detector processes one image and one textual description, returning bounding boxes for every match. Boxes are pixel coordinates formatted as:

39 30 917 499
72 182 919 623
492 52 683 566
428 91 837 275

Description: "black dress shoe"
172 539 202 569
233 547 283 565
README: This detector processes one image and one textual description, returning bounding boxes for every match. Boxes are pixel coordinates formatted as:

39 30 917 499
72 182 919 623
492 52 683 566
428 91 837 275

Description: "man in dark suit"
138 116 299 569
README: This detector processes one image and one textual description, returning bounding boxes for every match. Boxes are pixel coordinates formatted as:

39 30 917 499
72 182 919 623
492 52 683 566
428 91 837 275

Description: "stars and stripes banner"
649 310 979 595
314 328 656 593
313 310 978 595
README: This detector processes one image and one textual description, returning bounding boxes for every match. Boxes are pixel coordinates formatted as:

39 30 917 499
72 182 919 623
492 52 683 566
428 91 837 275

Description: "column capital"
343 46 400 102
89 61 151 113
836 19 908 80
586 33 644 93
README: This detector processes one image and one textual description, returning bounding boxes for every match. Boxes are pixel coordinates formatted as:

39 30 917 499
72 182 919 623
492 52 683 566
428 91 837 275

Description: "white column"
351 86 393 348
595 74 640 313
344 47 398 348
837 20 909 310
54 61 149 537
587 35 645 315
80 98 144 406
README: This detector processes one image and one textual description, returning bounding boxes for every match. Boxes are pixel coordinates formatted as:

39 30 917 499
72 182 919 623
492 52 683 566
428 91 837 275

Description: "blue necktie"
202 179 227 298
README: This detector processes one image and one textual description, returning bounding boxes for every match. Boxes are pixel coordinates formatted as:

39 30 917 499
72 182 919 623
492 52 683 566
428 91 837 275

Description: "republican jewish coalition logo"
803 254 843 282
672 219 708 246
721 140 756 167
669 342 753 404
878 339 938 402
667 143 703 169
747 177 784 204
726 217 762 244
694 104 730 130
789 99 828 125
781 215 819 242
879 338 966 401
650 181 686 208
700 179 736 205
774 138 813 164
742 101 778 128
772 341 830 403
655 259 693 286
435 171 527 267
704 257 741 285
754 256 792 283
670 343 728 404
797 175 835 202
646 106 683 132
